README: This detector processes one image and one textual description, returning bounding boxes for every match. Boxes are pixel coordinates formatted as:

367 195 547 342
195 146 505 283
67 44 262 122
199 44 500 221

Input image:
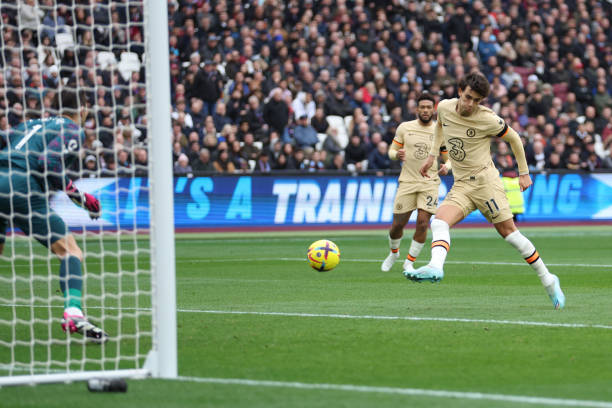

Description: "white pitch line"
177 376 612 407
180 257 612 268
3 304 612 330
181 309 612 330
3 258 611 269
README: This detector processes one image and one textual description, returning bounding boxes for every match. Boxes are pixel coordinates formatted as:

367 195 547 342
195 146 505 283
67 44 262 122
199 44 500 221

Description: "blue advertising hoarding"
51 173 612 230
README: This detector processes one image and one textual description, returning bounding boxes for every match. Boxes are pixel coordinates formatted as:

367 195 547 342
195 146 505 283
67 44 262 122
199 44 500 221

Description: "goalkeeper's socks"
504 230 555 287
64 306 84 318
429 219 450 270
60 256 83 309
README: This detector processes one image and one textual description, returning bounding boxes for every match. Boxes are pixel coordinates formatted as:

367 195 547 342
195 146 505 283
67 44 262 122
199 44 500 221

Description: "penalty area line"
177 376 612 407
4 304 612 330
182 309 612 330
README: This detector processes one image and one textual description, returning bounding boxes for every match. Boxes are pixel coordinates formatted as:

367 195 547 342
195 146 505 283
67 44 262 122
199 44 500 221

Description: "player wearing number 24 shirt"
381 93 450 274
404 72 565 310
0 87 108 342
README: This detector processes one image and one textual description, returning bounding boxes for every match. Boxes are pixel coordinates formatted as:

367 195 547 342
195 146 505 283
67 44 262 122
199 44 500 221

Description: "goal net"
0 0 176 385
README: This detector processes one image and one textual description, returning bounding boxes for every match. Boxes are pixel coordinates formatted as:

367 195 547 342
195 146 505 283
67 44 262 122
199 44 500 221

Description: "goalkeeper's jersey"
0 116 85 191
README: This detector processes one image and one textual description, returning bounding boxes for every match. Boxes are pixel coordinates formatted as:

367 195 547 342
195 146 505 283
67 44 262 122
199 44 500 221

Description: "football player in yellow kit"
382 93 450 273
406 72 565 310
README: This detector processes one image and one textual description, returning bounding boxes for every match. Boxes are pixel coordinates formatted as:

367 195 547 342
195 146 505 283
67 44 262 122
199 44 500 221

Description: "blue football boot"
404 264 444 283
545 274 565 310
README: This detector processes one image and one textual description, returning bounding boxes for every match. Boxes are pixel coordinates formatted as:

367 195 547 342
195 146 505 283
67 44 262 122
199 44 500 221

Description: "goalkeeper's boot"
381 251 399 272
404 264 444 283
61 312 109 344
545 274 565 310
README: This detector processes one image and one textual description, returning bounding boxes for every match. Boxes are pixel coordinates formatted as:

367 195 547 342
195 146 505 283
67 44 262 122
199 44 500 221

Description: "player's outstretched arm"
438 148 451 176
420 155 435 178
422 120 444 177
43 127 101 219
502 126 531 191
65 180 101 219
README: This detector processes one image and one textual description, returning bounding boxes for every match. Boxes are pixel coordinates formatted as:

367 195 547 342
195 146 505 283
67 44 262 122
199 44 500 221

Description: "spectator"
323 127 344 156
324 87 353 117
171 98 193 130
226 88 245 123
19 0 44 32
478 32 501 64
101 155 117 177
327 153 346 170
528 140 547 172
254 151 271 173
82 154 98 178
293 114 319 151
117 150 132 176
365 132 383 155
188 60 222 116
501 64 522 89
493 141 518 177
583 152 602 172
310 107 329 134
230 140 247 171
187 140 201 164
445 5 470 44
565 152 581 171
174 153 193 176
241 133 260 162
242 95 266 138
292 92 315 121
134 147 148 177
192 148 215 173
527 90 548 118
369 113 387 137
594 83 612 114
546 151 563 169
213 149 236 173
263 88 290 137
212 101 231 132
287 148 305 170
307 151 325 172
273 153 288 170
368 141 391 170
345 135 367 171
189 98 206 134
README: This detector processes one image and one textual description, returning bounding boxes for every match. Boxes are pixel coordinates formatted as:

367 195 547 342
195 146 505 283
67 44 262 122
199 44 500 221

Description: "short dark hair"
458 72 490 98
54 85 88 113
416 92 436 105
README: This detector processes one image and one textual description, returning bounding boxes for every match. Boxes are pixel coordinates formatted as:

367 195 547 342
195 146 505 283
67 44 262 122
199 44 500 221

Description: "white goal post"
0 0 176 386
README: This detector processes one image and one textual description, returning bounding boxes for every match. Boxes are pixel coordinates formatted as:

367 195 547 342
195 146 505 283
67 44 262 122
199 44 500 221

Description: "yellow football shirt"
392 119 440 183
435 98 508 181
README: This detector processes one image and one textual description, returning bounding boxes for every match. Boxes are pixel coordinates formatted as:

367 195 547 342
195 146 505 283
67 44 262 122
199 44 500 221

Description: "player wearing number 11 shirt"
405 72 565 310
0 87 108 342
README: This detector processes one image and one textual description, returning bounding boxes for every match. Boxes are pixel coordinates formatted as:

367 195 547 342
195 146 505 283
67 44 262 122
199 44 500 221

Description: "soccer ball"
307 239 340 272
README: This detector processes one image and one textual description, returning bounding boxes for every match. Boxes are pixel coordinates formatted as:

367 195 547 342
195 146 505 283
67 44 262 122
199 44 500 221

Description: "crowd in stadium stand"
2 0 612 176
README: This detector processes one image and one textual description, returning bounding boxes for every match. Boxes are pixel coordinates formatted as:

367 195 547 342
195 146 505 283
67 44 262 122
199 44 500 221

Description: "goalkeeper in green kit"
0 87 108 343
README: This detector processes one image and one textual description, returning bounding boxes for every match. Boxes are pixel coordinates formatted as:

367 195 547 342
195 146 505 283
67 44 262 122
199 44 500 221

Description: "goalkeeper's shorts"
0 170 68 247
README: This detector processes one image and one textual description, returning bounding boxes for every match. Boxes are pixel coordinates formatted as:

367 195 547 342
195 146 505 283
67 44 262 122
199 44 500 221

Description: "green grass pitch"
1 226 612 407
